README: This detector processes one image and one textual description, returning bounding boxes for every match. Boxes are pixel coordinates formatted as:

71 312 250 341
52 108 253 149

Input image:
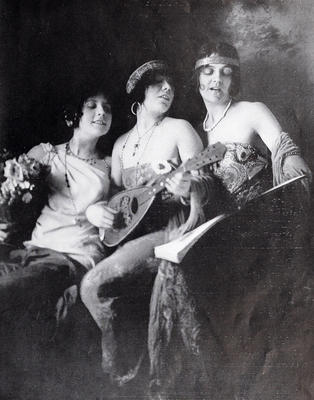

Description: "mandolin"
100 142 226 247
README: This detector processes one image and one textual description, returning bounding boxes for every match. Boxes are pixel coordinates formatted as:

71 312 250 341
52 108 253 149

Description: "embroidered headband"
194 54 240 70
126 60 168 94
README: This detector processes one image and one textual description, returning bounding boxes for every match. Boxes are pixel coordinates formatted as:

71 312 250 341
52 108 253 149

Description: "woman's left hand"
165 171 192 199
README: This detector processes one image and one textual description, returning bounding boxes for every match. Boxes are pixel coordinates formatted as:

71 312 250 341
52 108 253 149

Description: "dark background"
1 0 314 169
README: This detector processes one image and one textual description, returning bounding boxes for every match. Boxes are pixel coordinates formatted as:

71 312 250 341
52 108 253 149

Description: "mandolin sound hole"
131 197 138 215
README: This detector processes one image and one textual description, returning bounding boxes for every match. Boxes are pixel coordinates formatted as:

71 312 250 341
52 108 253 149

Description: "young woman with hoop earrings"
80 60 213 386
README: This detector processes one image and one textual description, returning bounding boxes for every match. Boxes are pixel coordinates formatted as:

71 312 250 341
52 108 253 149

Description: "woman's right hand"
85 202 118 229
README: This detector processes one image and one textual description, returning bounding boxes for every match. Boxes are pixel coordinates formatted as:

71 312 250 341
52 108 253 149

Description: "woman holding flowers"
0 83 113 324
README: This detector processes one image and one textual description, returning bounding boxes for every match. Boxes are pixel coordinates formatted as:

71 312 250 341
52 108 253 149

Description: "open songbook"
154 174 307 264
154 213 229 263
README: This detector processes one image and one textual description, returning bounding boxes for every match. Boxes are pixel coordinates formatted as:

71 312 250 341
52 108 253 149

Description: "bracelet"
281 149 301 166
284 150 301 157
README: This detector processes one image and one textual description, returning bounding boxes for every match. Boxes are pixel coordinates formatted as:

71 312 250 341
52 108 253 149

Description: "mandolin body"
103 186 156 247
101 142 227 247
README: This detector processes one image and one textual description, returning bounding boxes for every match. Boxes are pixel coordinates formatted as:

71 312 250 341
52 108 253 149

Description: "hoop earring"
131 102 140 116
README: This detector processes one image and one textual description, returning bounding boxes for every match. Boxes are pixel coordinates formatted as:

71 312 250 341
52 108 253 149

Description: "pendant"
132 143 139 157
74 216 83 227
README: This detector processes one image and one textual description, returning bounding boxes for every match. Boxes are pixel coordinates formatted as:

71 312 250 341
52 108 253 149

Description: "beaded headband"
195 55 240 70
126 60 168 94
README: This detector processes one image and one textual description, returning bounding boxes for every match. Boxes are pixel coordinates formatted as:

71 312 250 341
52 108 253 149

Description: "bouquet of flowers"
0 150 50 244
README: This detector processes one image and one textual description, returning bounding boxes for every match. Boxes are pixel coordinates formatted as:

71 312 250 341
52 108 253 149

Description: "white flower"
22 192 32 203
1 179 16 195
4 159 24 181
151 160 172 175
0 153 47 207
19 181 31 189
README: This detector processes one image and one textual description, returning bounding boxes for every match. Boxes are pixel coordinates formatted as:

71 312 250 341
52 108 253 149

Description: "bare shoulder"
234 101 282 149
163 116 194 129
235 100 272 115
27 143 48 161
162 117 203 157
162 117 197 137
111 132 130 164
113 131 129 150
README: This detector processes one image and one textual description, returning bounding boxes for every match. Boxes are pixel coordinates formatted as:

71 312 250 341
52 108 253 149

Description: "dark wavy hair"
193 42 241 97
63 85 114 129
62 82 116 156
128 65 175 105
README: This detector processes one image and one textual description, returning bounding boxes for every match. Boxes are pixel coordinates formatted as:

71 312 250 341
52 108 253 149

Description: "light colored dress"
0 142 111 349
25 143 110 269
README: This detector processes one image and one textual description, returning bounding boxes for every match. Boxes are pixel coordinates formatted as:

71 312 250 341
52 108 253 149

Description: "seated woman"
0 85 113 325
80 60 209 385
148 42 312 399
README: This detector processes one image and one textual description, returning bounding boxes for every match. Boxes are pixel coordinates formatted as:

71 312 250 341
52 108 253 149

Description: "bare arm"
27 144 46 162
173 119 204 162
110 135 124 188
165 119 205 198
249 102 283 152
251 102 311 194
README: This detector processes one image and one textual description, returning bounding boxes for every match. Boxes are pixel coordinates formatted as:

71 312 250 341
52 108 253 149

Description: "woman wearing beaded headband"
192 41 311 196
148 41 313 398
0 85 113 345
80 59 211 385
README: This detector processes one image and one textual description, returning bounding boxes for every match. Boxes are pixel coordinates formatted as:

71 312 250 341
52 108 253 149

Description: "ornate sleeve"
271 132 312 201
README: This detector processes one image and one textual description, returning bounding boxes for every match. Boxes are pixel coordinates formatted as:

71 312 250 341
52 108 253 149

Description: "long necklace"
203 98 232 133
132 121 160 157
64 146 83 226
120 119 161 185
66 141 97 165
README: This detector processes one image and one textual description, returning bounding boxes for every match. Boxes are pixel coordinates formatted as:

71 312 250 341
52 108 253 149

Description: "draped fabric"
79 156 211 384
148 134 312 399
0 142 111 339
25 143 109 269
0 246 85 335
271 132 311 209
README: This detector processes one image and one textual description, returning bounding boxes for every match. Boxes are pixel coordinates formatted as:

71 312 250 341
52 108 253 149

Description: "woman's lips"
92 120 106 125
159 95 170 101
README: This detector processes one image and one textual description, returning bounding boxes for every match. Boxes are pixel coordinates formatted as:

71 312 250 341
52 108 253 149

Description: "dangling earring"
131 102 141 116
65 119 73 127
64 108 74 128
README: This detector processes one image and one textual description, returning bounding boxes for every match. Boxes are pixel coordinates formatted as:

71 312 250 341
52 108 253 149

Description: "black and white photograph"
0 1 314 399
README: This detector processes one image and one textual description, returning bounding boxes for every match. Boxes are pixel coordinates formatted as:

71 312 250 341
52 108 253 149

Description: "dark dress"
148 132 312 400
